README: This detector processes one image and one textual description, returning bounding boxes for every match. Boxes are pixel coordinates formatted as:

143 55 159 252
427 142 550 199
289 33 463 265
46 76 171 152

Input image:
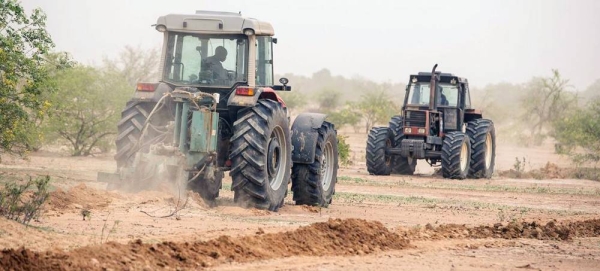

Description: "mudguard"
291 113 328 164
131 82 173 102
227 87 286 107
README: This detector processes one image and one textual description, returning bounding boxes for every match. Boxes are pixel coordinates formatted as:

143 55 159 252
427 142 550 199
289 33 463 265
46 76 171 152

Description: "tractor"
97 11 339 211
366 64 495 179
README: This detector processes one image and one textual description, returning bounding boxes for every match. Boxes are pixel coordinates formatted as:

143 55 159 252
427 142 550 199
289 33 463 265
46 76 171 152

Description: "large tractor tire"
366 127 393 175
115 102 154 168
230 100 291 211
388 116 417 175
115 101 170 168
466 119 496 178
441 132 471 179
292 122 338 207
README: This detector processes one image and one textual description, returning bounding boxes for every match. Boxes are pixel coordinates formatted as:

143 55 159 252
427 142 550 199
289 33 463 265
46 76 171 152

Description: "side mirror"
272 77 291 91
273 38 278 44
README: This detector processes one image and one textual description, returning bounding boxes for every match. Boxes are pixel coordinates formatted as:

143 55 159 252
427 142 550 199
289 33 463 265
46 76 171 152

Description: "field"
1 130 599 270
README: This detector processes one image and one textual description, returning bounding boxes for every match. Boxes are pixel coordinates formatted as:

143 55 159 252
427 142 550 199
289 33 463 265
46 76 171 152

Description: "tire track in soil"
1 218 600 270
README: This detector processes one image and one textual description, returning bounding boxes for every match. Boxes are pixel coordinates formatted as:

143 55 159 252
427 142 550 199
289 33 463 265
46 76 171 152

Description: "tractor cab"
402 71 476 137
132 11 289 107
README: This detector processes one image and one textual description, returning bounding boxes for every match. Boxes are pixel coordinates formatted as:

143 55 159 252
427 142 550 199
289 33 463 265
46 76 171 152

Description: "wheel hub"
321 141 334 191
485 132 492 169
268 126 287 191
267 137 281 178
460 140 468 172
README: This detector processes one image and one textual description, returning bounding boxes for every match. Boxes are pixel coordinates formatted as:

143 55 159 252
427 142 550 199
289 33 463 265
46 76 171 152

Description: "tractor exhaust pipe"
429 64 438 111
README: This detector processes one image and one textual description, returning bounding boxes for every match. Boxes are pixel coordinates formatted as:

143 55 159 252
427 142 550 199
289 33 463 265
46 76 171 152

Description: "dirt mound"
397 219 600 241
47 184 119 211
0 218 409 270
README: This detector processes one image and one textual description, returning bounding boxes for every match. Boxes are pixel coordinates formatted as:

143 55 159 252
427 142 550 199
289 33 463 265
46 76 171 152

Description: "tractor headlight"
404 127 412 134
244 29 255 36
418 128 426 134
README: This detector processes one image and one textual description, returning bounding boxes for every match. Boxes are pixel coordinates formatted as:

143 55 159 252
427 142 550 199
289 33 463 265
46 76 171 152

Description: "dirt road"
0 133 599 270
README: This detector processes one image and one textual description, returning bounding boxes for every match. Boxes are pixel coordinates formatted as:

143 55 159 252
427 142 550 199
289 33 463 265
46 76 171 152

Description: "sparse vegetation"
337 135 352 166
553 97 600 170
0 175 51 225
42 65 130 156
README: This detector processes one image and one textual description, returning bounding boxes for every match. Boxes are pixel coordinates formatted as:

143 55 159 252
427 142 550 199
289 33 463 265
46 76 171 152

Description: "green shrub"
0 176 51 225
337 134 352 166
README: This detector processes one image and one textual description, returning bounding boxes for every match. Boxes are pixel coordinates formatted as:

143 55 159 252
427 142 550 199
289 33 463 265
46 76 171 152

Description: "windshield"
163 33 248 87
407 83 459 106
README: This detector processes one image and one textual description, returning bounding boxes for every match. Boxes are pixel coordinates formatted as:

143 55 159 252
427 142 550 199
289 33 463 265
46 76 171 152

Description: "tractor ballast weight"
366 64 496 179
98 11 339 211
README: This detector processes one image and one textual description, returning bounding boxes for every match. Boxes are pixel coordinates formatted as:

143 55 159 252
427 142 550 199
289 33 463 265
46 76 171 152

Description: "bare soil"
0 130 599 270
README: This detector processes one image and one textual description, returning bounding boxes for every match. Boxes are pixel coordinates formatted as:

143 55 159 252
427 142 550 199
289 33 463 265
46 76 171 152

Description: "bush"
337 135 352 166
553 98 600 166
0 176 51 225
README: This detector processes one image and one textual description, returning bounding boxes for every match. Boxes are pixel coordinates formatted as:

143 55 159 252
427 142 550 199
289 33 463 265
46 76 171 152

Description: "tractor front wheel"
292 122 338 207
366 127 393 175
388 116 417 175
441 132 471 179
466 119 496 178
230 100 291 211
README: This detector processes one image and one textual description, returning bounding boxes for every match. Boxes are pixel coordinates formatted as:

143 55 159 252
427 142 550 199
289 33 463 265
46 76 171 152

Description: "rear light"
136 83 157 92
235 87 255 96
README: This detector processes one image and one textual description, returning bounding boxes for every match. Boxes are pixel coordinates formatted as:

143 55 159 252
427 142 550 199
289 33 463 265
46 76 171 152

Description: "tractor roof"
156 10 274 36
412 72 468 84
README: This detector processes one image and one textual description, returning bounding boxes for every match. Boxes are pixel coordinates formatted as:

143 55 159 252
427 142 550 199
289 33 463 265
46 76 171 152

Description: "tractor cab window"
407 83 431 106
163 32 248 87
407 83 459 107
439 84 459 107
255 36 274 86
463 84 472 109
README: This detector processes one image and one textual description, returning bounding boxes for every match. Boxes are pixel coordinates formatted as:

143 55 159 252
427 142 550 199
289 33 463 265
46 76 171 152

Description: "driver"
202 46 228 80
438 86 449 106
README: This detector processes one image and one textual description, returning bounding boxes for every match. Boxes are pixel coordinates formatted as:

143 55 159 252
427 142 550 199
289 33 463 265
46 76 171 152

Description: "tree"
43 66 130 156
103 45 161 88
316 88 342 112
521 70 577 144
356 89 399 133
553 98 600 166
326 106 360 130
0 1 54 156
278 91 307 115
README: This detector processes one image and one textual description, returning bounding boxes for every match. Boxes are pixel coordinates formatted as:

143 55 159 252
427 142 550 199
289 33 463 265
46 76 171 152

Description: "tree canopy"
0 0 55 154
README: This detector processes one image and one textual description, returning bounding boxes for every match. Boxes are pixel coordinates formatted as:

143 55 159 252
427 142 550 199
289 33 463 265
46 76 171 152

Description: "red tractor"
366 64 496 179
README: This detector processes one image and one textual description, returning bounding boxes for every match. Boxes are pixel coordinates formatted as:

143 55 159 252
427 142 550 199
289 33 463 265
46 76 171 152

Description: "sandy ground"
0 130 599 270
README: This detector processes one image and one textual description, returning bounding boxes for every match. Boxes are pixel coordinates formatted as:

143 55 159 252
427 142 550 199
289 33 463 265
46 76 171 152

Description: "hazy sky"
22 0 600 89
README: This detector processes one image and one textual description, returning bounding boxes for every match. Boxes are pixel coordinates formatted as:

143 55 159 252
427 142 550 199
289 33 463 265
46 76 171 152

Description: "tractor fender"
131 82 173 103
227 87 286 108
291 113 327 164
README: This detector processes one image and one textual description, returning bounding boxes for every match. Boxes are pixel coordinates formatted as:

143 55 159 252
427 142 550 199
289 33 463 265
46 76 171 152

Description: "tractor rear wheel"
388 116 417 175
230 100 291 211
466 119 496 178
366 127 393 175
292 122 338 207
441 132 471 179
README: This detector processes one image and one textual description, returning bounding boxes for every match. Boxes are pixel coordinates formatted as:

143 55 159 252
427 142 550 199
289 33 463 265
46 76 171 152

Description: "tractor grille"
405 110 426 127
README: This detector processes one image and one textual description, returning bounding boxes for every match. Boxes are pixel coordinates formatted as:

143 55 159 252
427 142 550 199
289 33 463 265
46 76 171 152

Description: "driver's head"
215 46 227 62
